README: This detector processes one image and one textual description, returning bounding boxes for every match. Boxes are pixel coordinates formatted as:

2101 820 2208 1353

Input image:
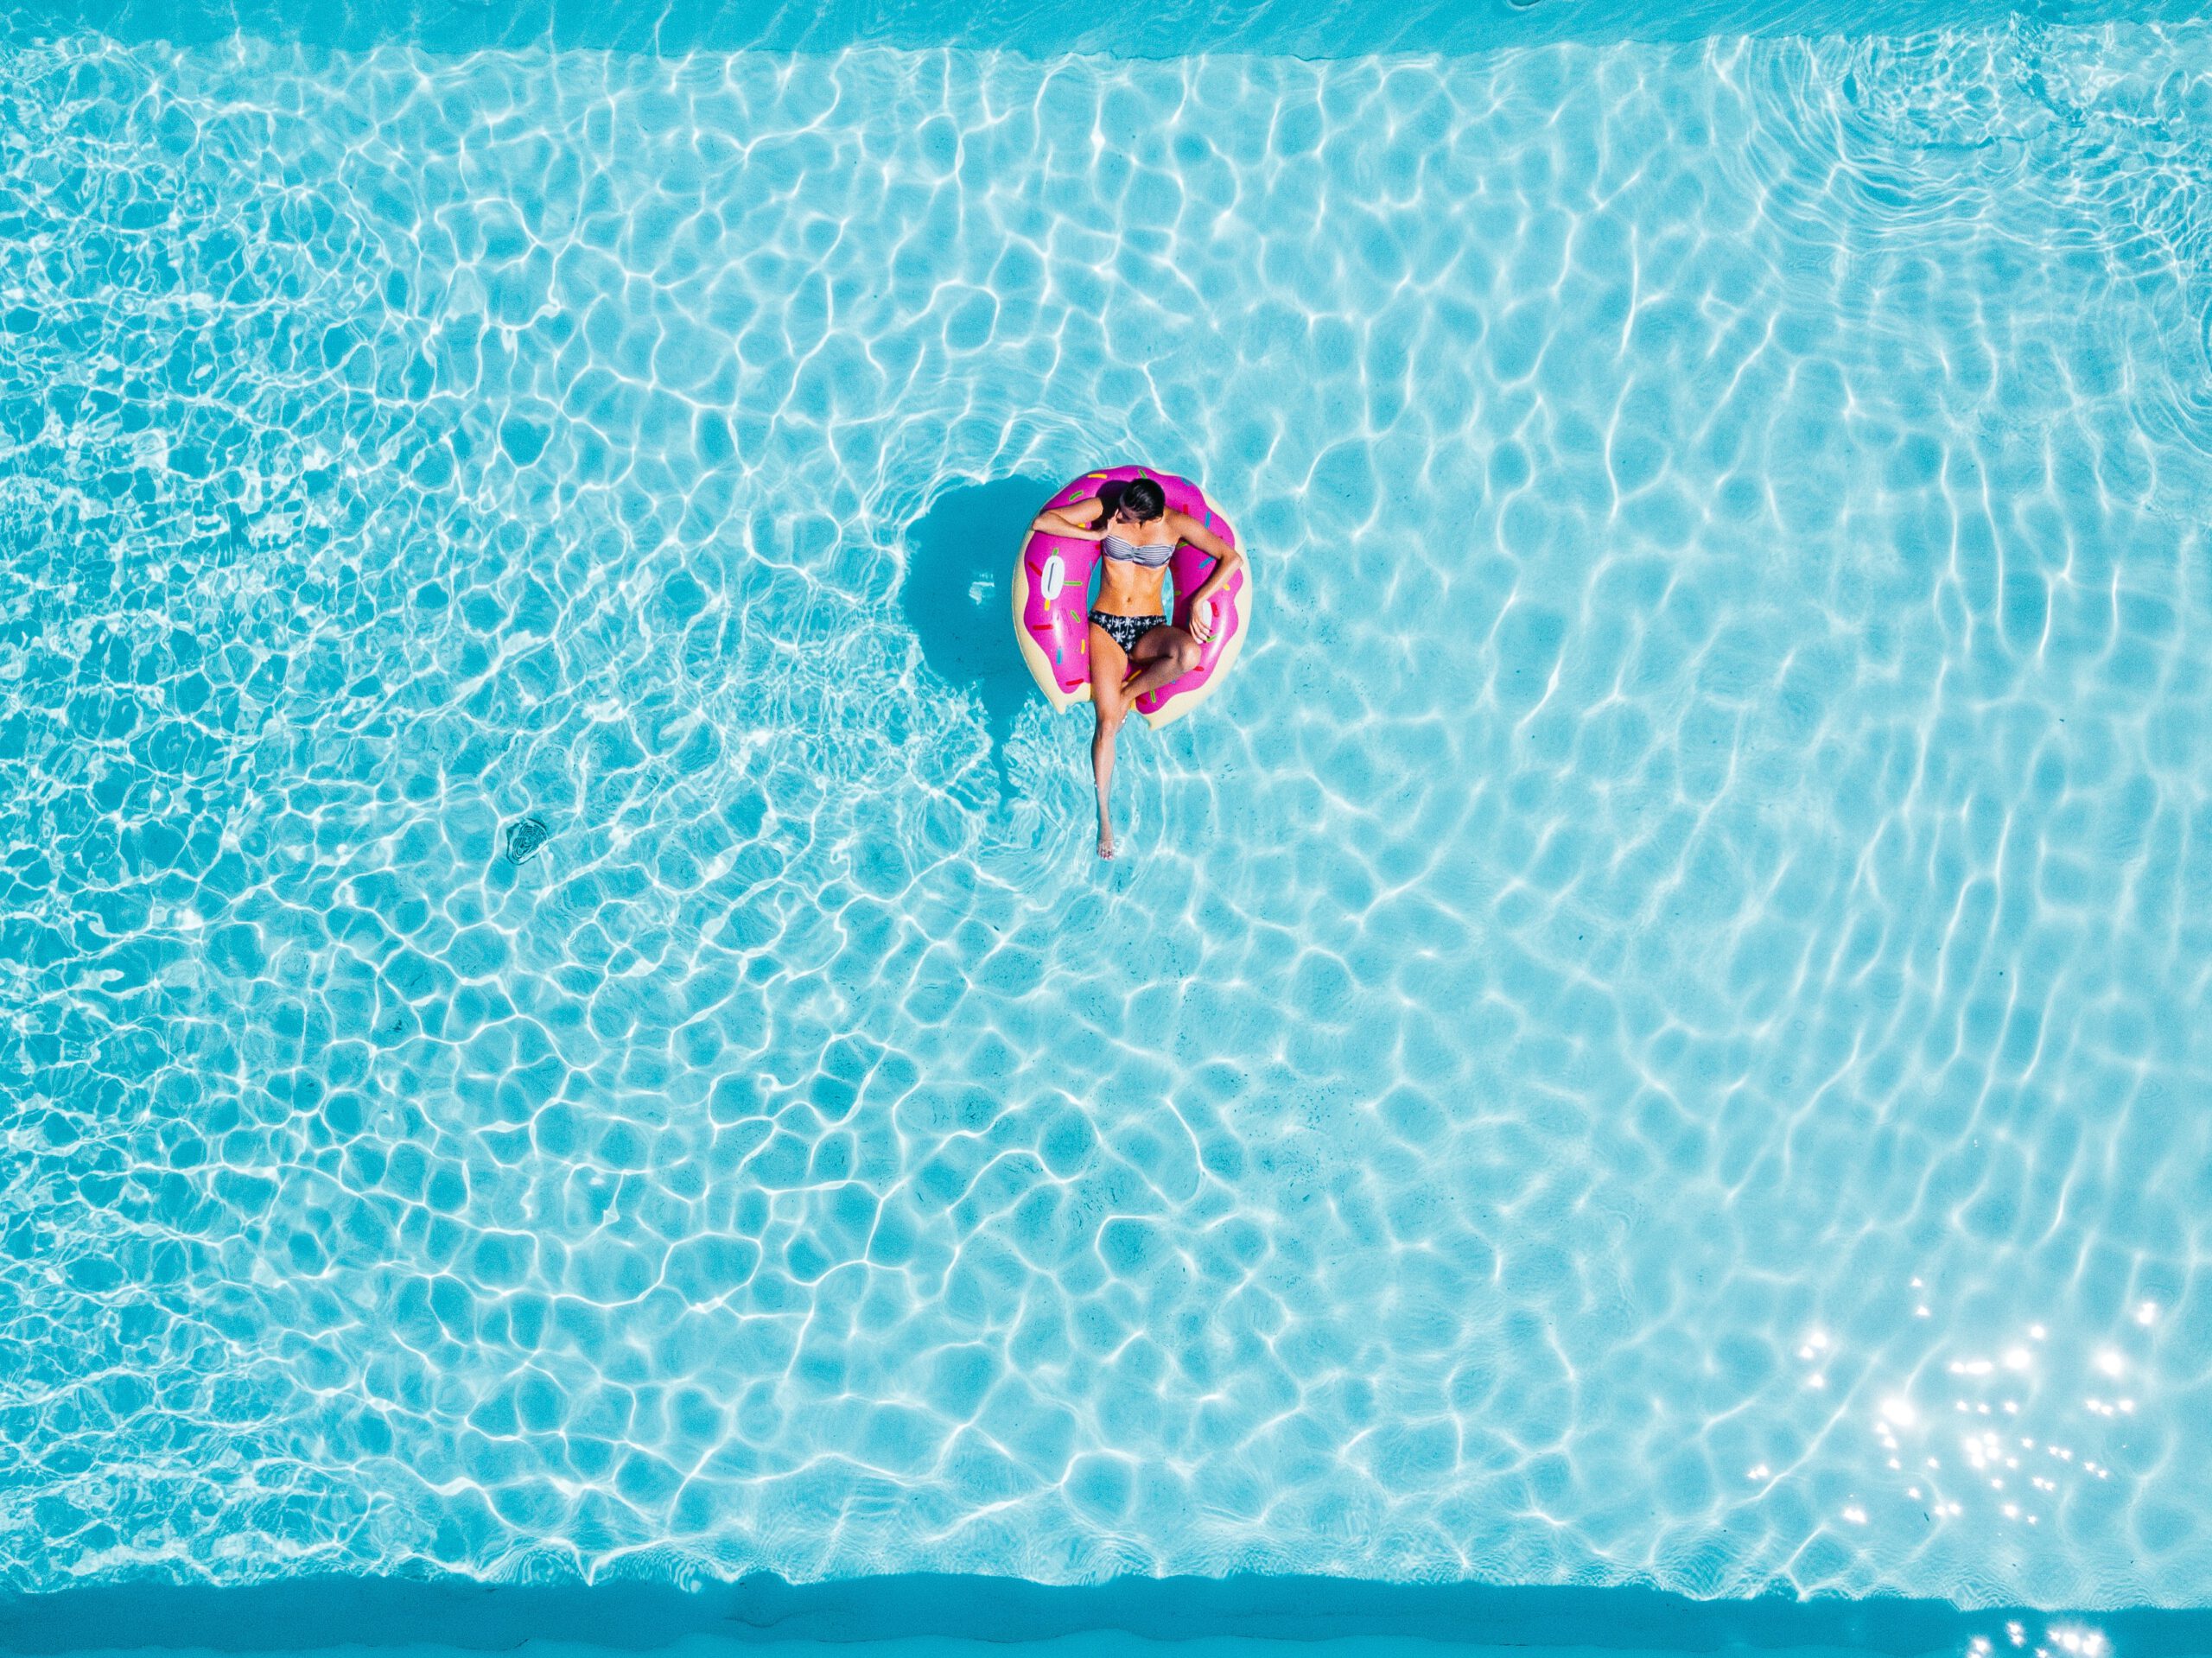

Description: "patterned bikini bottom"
1089 609 1166 654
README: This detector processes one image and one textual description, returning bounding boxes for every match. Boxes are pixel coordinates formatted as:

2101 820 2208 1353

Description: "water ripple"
3 23 2211 1608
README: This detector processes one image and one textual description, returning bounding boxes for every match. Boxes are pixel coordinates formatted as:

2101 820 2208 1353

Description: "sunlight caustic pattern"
3 24 2211 1606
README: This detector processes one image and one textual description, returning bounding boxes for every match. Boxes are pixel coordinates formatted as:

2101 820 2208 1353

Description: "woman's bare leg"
1121 625 1203 704
1088 626 1129 859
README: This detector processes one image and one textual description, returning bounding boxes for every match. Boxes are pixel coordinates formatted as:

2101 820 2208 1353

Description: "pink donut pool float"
1010 466 1254 729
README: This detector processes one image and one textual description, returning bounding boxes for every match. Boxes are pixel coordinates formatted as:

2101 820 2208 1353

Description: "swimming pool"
3 0 2209 1641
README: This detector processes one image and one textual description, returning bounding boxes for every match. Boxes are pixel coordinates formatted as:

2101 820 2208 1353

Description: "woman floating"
1013 467 1252 859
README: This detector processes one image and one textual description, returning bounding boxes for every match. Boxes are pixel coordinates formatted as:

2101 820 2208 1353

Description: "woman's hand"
1173 511 1243 649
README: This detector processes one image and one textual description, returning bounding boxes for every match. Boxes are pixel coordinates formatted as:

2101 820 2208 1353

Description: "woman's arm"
1032 496 1107 541
1173 511 1246 642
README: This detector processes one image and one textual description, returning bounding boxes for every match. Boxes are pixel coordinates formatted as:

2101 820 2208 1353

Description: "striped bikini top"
1102 530 1174 569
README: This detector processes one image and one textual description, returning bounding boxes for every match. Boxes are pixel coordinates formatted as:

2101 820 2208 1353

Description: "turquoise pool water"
3 2 2211 1624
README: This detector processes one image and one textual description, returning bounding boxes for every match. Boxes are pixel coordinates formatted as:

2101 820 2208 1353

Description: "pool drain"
505 816 550 865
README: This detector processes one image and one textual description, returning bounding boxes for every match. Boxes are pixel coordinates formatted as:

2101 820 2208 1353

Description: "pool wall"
4 1576 2211 1658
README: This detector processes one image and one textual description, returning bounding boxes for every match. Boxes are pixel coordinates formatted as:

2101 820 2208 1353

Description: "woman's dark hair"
1120 476 1167 522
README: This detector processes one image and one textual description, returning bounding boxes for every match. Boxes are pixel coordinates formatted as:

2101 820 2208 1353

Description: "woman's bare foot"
1098 821 1116 860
